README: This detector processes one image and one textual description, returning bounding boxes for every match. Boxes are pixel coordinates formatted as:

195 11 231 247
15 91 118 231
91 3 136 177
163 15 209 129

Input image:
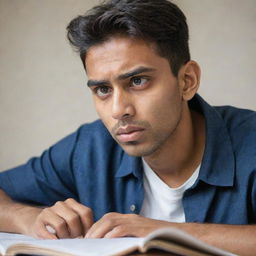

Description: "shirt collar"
190 94 235 187
115 94 235 187
115 153 143 179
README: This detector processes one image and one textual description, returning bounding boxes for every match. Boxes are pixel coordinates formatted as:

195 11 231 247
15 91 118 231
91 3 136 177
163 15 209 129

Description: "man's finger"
46 225 57 235
37 207 70 238
63 198 94 235
104 225 132 238
50 201 83 238
85 212 121 238
32 220 58 239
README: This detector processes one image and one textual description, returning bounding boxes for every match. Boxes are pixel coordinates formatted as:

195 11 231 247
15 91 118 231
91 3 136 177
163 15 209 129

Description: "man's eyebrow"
87 66 156 87
117 67 156 80
87 79 109 87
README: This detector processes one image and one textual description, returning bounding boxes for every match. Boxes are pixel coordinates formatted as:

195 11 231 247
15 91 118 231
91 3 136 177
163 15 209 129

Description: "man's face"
85 36 184 157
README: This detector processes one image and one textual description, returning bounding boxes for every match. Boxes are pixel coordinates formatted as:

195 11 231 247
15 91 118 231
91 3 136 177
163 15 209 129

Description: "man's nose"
111 90 135 120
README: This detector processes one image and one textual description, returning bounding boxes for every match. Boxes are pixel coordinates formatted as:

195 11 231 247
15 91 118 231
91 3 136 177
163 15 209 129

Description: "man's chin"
118 142 156 157
118 141 141 156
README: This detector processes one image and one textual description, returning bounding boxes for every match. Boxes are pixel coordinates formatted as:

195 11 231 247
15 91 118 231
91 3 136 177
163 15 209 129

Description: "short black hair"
67 0 190 76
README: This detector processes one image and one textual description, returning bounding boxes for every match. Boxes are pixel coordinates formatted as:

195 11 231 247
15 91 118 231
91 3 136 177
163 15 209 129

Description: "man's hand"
0 190 93 239
85 212 256 256
24 198 94 239
85 212 167 238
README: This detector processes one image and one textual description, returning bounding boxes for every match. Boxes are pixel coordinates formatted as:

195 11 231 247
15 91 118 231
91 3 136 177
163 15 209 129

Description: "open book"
0 228 237 256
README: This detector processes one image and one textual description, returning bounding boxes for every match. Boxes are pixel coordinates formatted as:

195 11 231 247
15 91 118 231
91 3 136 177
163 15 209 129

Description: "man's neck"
143 106 205 188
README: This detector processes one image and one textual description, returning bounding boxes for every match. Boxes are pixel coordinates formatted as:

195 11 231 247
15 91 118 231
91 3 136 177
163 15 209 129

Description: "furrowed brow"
117 67 156 80
87 80 109 87
87 67 156 87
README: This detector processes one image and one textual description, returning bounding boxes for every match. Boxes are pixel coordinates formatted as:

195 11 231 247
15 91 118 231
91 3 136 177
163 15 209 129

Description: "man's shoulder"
46 119 123 174
50 119 117 158
215 105 256 165
73 119 115 146
214 105 256 130
79 119 109 135
216 105 256 133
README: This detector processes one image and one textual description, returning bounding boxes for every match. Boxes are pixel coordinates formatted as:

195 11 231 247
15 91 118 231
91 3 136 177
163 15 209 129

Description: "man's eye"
94 86 111 97
131 77 147 87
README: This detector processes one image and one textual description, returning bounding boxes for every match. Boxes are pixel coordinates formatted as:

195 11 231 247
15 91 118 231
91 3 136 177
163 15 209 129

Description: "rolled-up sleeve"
0 129 81 206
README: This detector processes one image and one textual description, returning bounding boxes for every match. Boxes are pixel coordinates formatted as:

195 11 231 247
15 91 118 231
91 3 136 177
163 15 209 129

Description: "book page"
0 233 37 256
0 232 36 241
0 233 144 256
0 228 237 256
143 228 237 256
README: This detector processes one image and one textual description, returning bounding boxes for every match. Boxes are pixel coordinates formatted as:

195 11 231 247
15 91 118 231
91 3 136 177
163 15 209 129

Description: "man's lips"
115 126 145 143
116 126 144 135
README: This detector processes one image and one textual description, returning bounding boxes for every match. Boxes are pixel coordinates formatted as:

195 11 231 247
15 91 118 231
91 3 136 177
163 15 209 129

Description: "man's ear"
178 61 201 101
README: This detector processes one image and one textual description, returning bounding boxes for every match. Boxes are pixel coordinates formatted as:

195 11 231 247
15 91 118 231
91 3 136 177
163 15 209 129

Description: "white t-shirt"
140 159 200 222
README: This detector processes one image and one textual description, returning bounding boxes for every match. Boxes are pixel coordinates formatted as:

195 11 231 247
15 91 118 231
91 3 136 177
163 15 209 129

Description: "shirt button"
130 204 136 212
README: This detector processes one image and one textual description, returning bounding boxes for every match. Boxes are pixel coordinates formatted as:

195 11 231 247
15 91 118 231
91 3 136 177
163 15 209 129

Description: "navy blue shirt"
0 94 256 224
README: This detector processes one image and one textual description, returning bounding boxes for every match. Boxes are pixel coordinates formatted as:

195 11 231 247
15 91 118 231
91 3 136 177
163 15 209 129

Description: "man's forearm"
1 191 255 256
168 222 256 256
0 189 41 234
0 190 94 239
86 213 256 256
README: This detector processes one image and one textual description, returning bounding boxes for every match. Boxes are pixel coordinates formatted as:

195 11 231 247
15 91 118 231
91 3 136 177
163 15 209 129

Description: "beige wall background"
0 0 255 171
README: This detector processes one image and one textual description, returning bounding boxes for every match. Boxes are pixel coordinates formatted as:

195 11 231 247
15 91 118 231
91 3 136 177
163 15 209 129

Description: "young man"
0 0 255 255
